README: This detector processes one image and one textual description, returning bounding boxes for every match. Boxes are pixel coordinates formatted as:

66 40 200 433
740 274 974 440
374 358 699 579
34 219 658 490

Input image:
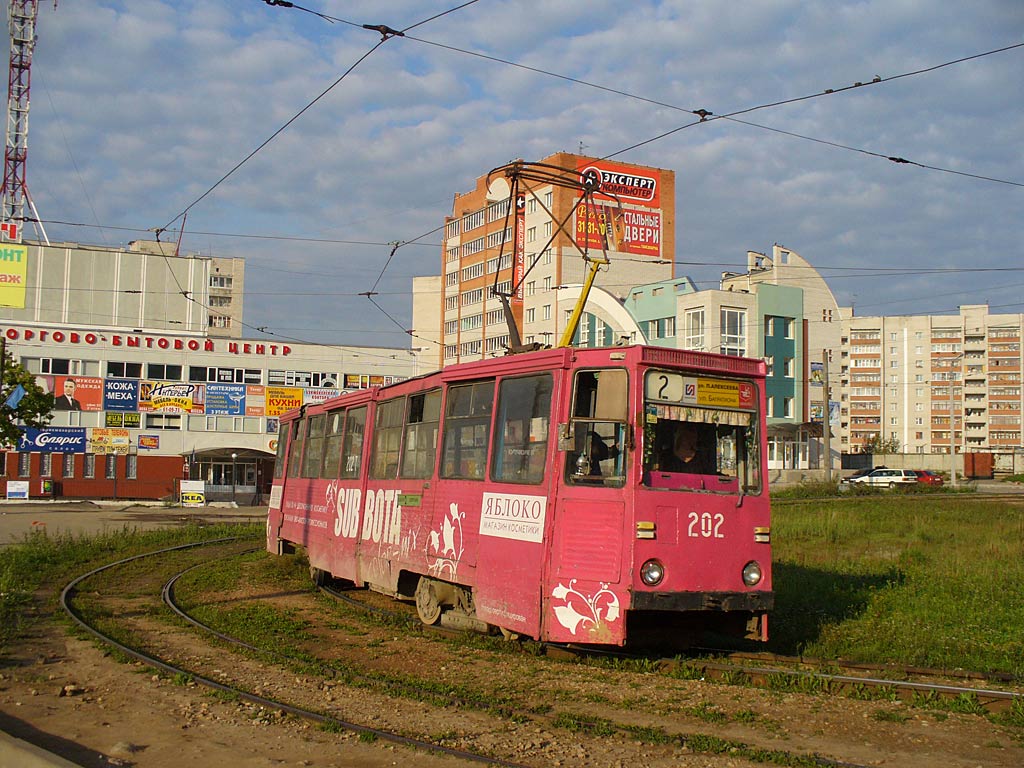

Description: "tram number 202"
687 511 725 539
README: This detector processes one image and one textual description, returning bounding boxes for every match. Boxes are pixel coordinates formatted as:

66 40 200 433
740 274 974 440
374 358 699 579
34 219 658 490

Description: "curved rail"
62 538 532 768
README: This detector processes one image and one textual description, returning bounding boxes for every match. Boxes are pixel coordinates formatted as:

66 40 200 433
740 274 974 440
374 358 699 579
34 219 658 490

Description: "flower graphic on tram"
427 502 465 578
550 580 621 635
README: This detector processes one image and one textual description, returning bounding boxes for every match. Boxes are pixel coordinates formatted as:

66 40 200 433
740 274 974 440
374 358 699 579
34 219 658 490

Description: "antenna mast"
2 1 42 244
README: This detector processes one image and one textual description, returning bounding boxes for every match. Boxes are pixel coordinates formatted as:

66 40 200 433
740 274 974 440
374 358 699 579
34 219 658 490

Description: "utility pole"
822 351 832 483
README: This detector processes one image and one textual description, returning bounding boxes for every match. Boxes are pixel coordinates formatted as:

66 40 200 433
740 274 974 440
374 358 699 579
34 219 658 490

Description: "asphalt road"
0 500 266 546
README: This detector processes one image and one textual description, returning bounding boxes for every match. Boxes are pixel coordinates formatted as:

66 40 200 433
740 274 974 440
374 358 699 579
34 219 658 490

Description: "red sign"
576 159 660 208
575 204 662 257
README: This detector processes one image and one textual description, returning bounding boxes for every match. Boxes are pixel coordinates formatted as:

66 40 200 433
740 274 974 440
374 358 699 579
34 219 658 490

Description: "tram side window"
370 397 406 479
321 410 346 478
340 406 366 479
401 389 441 479
302 414 327 478
286 419 305 478
273 426 288 478
565 369 628 487
491 374 552 485
441 380 495 480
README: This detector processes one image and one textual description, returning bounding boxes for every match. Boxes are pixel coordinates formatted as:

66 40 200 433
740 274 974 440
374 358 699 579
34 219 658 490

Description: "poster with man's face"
38 375 104 411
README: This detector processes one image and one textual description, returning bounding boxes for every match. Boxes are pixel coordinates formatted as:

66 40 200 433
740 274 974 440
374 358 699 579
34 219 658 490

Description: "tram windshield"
564 368 628 487
641 370 761 494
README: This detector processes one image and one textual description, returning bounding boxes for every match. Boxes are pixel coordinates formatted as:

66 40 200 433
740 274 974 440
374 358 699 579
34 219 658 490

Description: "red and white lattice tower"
2 1 41 244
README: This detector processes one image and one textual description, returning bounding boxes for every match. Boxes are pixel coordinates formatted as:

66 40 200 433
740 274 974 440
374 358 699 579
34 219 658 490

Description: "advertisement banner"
0 244 28 309
18 427 87 453
245 385 266 416
90 428 130 455
576 159 660 208
104 378 140 411
105 412 140 428
206 383 246 415
180 479 206 507
138 435 160 450
265 386 303 416
6 480 29 500
810 362 824 386
513 192 525 305
575 205 662 257
304 387 339 406
41 375 104 412
139 381 205 413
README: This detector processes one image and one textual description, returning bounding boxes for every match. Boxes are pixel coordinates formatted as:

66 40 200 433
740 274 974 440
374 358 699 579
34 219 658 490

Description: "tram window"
492 374 552 485
441 380 495 480
370 397 406 479
642 406 760 494
286 419 305 478
566 369 628 487
340 406 366 479
401 389 441 479
321 410 346 478
273 426 288 478
302 414 327 478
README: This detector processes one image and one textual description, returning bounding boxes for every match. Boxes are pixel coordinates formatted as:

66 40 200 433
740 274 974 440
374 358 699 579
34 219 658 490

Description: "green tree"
863 434 901 455
1 347 53 447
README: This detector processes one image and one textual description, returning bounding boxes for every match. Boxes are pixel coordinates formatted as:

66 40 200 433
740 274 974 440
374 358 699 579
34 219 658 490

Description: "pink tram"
266 344 772 646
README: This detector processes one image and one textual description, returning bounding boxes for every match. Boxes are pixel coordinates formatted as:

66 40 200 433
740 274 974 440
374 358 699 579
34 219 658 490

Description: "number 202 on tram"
266 344 772 646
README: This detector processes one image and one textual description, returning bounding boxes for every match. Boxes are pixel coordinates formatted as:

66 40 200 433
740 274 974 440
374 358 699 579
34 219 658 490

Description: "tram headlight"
742 561 763 587
640 559 664 586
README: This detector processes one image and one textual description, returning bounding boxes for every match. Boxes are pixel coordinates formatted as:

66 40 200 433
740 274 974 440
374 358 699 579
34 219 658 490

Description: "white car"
848 468 919 488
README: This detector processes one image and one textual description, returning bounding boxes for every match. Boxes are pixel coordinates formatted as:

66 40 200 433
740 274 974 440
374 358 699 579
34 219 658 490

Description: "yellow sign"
266 386 303 416
0 244 28 308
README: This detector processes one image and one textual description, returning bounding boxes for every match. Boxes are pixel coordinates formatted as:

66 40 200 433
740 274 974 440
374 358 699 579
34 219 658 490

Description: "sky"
18 0 1024 351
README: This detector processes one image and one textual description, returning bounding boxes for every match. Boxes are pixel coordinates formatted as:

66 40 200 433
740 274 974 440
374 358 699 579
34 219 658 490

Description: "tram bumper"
630 590 774 612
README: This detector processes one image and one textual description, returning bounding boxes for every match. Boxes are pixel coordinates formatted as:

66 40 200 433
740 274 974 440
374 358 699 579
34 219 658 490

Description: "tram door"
543 368 629 645
471 373 556 638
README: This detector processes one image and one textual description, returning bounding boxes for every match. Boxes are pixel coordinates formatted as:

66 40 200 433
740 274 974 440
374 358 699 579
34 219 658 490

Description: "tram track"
60 537 533 768
324 579 1024 713
53 538 1024 768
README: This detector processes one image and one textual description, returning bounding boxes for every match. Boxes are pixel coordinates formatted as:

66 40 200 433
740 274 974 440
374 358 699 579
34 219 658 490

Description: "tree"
863 434 901 455
1 347 53 448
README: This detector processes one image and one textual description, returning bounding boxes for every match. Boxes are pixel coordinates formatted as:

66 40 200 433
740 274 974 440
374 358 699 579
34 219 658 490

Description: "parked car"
846 465 887 481
848 468 918 488
913 470 944 487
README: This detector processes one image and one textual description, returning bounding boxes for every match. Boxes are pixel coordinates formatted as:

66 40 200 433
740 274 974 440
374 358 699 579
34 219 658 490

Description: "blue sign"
18 427 87 453
206 383 246 415
104 378 139 411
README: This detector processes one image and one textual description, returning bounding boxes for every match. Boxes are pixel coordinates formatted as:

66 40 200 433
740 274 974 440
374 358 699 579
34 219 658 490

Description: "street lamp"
231 452 238 504
949 354 963 488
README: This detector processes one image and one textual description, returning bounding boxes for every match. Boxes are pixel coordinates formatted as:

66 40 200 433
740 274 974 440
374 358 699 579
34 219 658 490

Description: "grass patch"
769 495 1024 678
0 524 262 658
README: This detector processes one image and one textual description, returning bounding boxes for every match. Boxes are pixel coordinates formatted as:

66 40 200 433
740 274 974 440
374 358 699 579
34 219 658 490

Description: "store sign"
6 480 28 500
2 326 292 357
18 427 87 453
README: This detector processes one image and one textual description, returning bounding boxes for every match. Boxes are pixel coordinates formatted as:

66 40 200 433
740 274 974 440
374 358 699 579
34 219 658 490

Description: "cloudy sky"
22 0 1024 350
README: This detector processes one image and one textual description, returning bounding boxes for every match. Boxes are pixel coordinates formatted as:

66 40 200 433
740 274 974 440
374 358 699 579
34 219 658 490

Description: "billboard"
206 383 247 415
139 381 205 413
576 159 661 208
575 204 662 257
18 427 87 453
0 244 28 308
40 375 104 412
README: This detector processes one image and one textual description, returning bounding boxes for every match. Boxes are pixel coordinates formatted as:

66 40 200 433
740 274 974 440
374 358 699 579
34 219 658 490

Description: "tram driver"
658 421 717 475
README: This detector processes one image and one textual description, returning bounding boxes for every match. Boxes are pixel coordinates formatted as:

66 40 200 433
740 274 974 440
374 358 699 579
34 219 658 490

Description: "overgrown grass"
0 523 262 656
769 495 1024 677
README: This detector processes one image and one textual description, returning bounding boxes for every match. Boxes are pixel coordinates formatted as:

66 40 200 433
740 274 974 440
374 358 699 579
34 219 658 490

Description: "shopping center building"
1 240 418 501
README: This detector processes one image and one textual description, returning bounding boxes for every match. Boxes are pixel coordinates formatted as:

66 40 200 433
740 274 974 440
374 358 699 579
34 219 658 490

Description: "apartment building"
841 305 1023 455
440 152 675 365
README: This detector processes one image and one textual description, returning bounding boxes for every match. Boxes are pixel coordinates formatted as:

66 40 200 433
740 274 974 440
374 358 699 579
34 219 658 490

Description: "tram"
266 158 771 646
265 343 771 645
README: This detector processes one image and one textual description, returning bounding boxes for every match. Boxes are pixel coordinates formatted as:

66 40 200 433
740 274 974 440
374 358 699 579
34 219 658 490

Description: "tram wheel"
415 577 443 625
309 564 326 587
